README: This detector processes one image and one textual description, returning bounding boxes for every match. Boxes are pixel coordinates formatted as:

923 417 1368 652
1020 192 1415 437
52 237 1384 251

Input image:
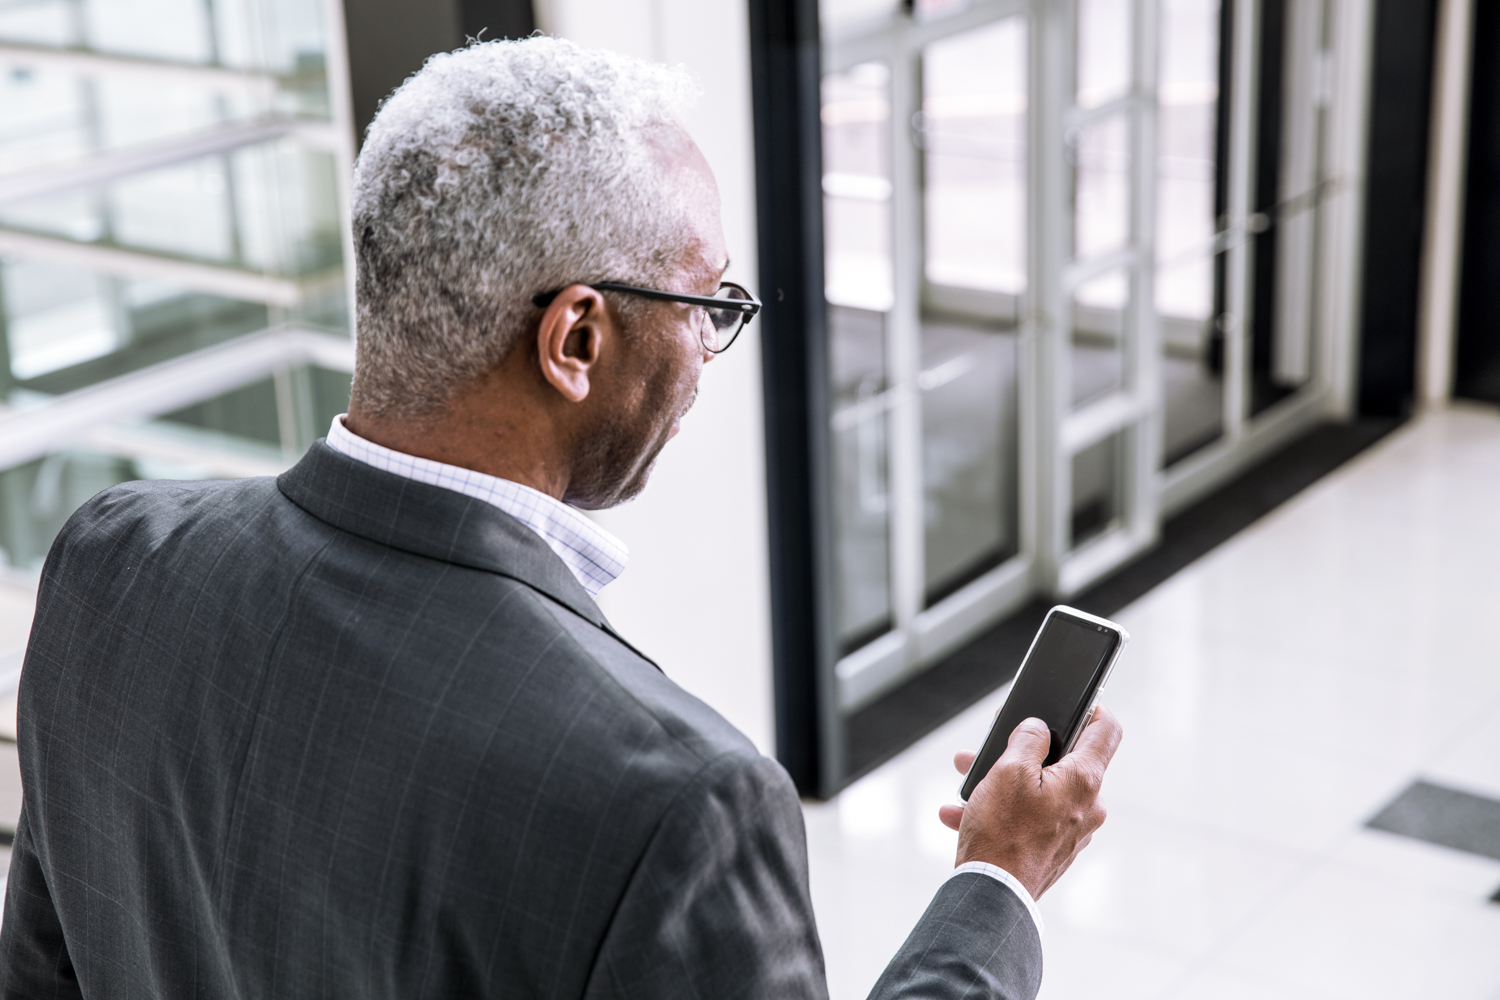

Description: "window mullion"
1222 0 1263 440
1127 0 1163 543
885 27 927 646
1029 0 1072 591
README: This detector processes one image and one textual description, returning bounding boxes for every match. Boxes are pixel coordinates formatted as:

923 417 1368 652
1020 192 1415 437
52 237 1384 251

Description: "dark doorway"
343 0 536 148
1357 0 1439 417
1455 0 1500 403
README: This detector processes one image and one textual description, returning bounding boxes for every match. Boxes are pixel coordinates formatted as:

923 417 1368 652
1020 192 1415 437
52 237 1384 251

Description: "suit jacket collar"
278 442 654 665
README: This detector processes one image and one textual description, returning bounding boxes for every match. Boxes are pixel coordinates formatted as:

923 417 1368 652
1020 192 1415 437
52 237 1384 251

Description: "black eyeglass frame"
530 280 762 353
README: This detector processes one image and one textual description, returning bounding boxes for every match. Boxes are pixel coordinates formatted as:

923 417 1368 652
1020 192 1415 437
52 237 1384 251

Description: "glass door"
823 0 1037 712
1158 0 1353 513
824 0 1163 710
757 0 1374 792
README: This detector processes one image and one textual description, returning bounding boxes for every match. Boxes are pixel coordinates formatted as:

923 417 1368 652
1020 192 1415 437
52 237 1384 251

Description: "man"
1 37 1121 998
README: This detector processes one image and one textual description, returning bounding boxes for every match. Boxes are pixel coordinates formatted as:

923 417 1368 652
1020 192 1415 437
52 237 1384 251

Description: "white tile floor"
805 405 1500 1000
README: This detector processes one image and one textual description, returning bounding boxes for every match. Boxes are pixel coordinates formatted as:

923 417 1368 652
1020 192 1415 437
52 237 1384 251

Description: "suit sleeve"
582 751 1043 1000
0 808 83 999
867 872 1043 1000
582 751 830 1000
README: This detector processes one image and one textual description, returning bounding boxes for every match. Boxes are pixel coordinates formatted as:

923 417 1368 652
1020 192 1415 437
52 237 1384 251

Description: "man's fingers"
1065 703 1123 776
995 717 1051 772
953 750 977 775
937 803 964 831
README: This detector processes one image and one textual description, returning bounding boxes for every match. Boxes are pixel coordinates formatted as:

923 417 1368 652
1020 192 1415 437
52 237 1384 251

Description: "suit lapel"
278 442 607 629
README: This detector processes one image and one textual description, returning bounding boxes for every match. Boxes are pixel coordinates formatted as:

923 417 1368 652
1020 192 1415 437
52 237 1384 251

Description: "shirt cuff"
946 861 1044 936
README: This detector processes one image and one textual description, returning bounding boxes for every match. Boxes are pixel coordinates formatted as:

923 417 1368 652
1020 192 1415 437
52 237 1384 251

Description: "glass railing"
0 0 353 582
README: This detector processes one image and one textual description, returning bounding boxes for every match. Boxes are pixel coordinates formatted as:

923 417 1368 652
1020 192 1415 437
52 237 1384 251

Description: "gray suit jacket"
0 442 1042 999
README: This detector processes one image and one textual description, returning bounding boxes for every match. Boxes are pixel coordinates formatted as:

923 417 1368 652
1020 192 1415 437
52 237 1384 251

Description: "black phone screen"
960 611 1119 800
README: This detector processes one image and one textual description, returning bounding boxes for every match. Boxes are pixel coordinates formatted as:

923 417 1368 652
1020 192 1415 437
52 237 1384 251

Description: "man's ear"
536 285 611 403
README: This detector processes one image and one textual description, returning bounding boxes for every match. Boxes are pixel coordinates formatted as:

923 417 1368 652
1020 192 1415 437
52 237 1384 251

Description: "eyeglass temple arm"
531 283 761 313
593 283 761 313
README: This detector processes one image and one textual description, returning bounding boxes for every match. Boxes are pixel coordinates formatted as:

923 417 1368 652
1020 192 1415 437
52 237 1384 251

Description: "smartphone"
959 605 1128 801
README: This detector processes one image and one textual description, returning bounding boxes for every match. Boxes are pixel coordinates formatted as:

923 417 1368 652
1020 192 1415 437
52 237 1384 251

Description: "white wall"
534 0 777 753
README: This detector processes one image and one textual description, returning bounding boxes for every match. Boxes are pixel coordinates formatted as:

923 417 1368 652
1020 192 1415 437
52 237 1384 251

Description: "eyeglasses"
531 280 762 354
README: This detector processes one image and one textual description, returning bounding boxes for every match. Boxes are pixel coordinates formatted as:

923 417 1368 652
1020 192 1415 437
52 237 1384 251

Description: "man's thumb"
1000 717 1052 768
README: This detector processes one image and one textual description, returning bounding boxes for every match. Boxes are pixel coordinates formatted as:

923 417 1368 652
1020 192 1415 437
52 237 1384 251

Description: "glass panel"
823 58 896 653
232 144 345 277
0 0 74 46
1070 113 1130 259
917 17 1025 608
823 62 893 311
2 262 121 381
0 0 346 585
1 261 273 392
83 0 215 64
828 306 892 654
1158 0 1225 463
162 364 351 450
0 0 328 75
0 145 343 279
1071 268 1129 409
0 68 296 181
1076 0 1134 109
212 0 332 75
111 160 239 261
1070 430 1124 549
821 0 901 33
921 16 1027 295
97 78 235 149
0 68 92 176
0 450 150 573
0 364 348 575
920 319 1019 606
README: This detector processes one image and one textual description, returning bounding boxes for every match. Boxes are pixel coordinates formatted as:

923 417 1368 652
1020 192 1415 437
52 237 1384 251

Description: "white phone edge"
957 604 1129 800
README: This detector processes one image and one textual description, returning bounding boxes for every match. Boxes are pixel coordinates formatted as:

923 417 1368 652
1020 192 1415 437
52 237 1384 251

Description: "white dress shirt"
324 415 628 597
325 415 1039 933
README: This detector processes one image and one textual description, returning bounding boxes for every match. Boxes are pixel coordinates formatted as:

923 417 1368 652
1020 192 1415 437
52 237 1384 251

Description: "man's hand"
937 705 1122 900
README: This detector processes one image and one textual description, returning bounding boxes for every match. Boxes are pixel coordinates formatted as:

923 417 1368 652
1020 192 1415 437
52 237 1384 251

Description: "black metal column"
1356 0 1439 417
1454 1 1500 403
747 0 839 797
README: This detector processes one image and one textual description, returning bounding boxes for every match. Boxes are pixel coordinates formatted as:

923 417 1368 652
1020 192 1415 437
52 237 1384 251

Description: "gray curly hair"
349 36 700 419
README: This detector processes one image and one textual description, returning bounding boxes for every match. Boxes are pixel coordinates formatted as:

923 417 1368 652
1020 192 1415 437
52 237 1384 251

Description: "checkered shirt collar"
324 415 628 596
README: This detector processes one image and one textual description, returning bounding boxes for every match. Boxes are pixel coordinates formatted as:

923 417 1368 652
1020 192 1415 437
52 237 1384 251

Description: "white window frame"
826 0 1374 712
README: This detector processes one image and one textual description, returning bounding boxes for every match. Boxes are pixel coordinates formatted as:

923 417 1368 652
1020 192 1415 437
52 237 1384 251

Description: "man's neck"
345 394 571 501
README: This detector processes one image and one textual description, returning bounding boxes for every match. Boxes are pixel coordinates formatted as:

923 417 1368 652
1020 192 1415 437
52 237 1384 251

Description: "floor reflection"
807 407 1500 1000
